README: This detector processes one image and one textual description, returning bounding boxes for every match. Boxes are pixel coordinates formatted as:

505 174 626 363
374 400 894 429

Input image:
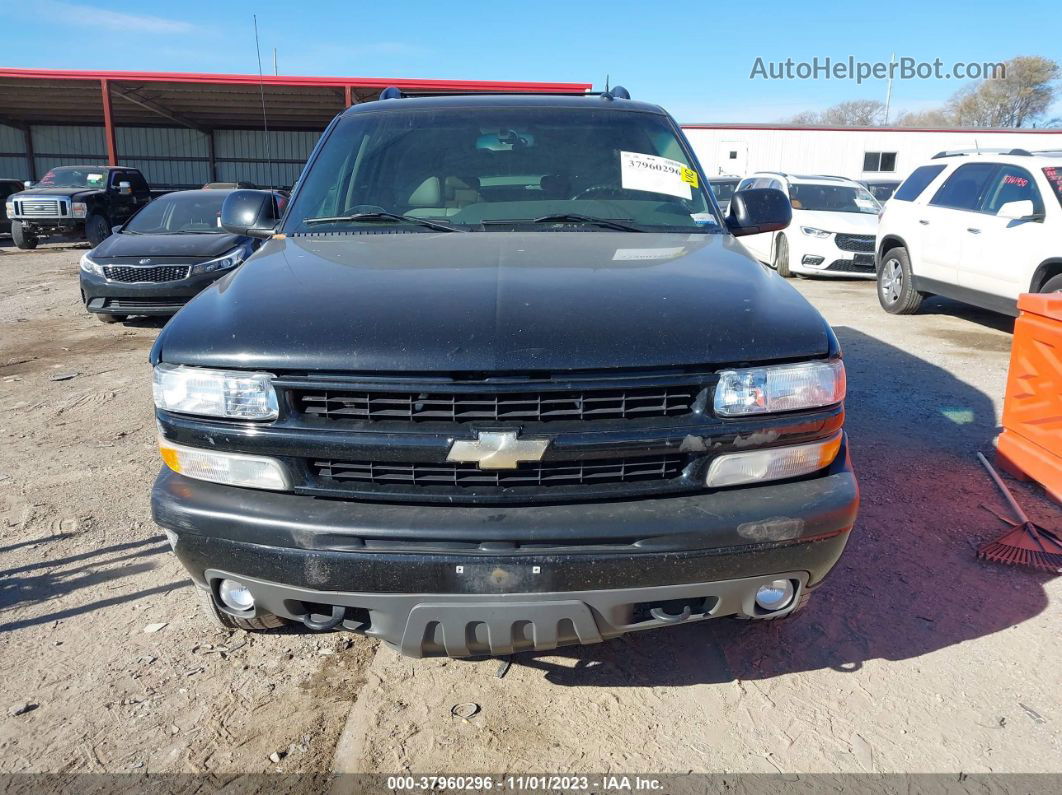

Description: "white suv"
734 173 881 278
876 150 1062 315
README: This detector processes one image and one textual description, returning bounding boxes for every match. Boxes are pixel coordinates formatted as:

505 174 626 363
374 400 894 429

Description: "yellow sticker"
680 167 699 188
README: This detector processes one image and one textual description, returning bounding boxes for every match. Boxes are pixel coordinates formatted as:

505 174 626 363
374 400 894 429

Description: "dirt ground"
0 242 1058 777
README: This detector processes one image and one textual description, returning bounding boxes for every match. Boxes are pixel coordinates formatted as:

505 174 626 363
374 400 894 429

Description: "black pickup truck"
150 89 859 658
5 165 151 248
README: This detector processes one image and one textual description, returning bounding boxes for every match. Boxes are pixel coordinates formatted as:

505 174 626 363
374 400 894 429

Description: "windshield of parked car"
789 183 881 214
286 105 720 233
124 191 228 234
863 182 899 201
36 167 109 189
709 179 738 203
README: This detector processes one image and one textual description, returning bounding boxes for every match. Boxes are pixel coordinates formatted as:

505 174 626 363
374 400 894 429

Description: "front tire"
877 247 923 315
1040 274 1062 293
773 233 791 278
85 214 110 247
11 221 38 250
196 584 287 632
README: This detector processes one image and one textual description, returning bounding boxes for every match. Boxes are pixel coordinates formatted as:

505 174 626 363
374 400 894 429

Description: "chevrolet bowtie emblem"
447 430 550 470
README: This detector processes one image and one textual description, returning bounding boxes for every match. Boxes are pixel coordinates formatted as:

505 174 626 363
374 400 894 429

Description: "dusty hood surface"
152 230 833 372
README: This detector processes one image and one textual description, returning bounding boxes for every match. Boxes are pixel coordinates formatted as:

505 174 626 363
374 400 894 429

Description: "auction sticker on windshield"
620 151 694 200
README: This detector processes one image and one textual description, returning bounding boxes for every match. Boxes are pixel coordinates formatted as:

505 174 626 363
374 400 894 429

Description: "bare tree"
788 56 1059 129
787 99 886 126
949 56 1059 127
894 108 958 128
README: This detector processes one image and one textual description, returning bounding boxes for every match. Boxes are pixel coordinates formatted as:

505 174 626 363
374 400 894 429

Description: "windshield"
709 179 738 202
124 191 227 234
37 167 108 189
286 106 719 234
863 182 899 201
789 183 881 214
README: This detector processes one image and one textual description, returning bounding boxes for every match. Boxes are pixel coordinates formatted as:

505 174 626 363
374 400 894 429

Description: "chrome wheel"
880 258 903 304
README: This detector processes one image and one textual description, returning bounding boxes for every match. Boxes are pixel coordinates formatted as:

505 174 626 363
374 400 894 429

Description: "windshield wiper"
509 213 644 232
302 211 463 232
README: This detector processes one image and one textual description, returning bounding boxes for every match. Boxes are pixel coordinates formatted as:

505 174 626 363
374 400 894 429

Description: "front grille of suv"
293 384 702 424
103 265 191 283
312 455 688 490
834 234 875 253
263 371 716 504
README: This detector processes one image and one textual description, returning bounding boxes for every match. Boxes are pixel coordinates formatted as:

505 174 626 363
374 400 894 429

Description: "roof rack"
375 85 631 101
931 147 1033 159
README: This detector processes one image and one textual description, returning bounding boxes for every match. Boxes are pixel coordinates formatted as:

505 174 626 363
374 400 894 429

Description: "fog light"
802 255 825 266
755 579 795 611
218 579 254 611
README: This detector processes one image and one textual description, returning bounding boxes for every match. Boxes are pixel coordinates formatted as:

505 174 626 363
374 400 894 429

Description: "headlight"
79 252 104 277
4 201 13 216
800 226 831 238
153 363 279 420
159 438 289 490
706 432 842 487
714 360 845 417
190 246 248 276
71 202 88 218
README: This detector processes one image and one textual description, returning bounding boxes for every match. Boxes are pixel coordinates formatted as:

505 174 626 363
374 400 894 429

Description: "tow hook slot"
632 596 715 625
301 604 346 631
649 605 692 623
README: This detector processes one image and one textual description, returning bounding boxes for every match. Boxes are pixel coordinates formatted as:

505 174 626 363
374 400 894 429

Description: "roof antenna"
253 14 275 189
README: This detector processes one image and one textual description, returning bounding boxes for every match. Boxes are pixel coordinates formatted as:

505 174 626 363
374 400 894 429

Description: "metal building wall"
32 125 107 174
117 127 210 188
0 123 320 188
214 129 320 188
0 124 27 178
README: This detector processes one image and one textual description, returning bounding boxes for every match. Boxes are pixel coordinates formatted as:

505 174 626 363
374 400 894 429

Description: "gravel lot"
0 242 1058 776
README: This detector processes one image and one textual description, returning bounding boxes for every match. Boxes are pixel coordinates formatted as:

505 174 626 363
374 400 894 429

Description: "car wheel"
1040 274 1062 293
85 214 110 247
773 233 791 278
11 221 38 250
877 247 923 315
95 313 127 324
196 584 287 632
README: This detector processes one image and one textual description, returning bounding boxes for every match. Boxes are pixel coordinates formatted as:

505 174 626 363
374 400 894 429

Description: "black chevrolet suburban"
6 165 151 248
150 89 859 658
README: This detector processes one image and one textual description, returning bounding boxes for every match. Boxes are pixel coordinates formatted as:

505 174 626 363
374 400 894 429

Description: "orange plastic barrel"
997 292 1062 503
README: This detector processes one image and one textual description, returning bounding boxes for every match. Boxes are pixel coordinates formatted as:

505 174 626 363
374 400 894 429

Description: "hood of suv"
152 231 832 372
791 209 879 235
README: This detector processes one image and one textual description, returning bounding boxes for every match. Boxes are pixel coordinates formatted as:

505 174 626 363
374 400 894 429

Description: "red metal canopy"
0 67 592 165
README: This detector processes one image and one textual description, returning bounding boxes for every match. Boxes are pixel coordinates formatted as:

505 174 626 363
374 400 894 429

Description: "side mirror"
726 188 792 237
117 181 132 195
997 199 1040 221
111 225 123 235
221 189 281 239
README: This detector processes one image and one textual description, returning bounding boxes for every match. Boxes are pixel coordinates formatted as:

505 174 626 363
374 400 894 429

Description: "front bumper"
789 234 876 278
152 438 859 656
13 218 85 237
80 268 225 316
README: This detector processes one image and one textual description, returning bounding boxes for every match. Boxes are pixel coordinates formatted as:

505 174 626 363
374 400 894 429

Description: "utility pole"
273 48 278 76
883 53 895 125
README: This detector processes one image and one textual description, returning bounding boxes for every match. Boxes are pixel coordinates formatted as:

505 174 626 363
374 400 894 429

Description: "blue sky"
6 0 1061 124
